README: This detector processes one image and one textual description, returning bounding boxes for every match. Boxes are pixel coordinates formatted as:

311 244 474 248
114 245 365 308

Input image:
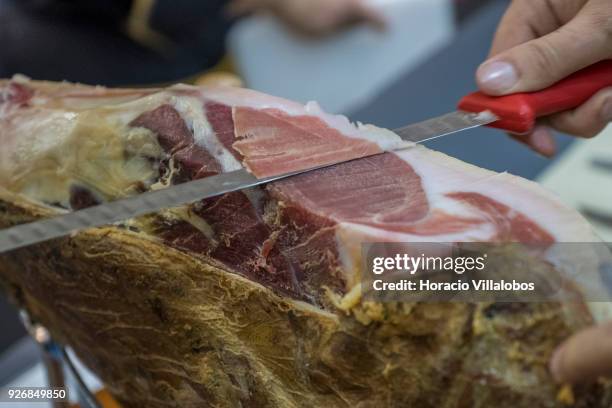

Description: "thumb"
550 322 612 384
477 11 612 95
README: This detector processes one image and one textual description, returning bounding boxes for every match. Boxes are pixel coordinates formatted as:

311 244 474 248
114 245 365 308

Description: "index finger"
488 0 587 57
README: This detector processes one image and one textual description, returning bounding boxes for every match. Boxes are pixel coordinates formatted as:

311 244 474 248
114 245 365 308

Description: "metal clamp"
19 310 102 408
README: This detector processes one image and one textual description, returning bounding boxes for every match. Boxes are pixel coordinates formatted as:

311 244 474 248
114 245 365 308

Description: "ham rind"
2 78 612 407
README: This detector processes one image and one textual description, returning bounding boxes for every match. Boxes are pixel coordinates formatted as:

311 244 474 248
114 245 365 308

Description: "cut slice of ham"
233 107 386 177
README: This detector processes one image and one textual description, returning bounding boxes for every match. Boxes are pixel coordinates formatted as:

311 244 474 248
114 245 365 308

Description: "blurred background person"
0 0 383 86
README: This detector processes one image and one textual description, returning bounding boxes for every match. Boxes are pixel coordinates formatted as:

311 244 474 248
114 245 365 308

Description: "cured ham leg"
0 78 610 408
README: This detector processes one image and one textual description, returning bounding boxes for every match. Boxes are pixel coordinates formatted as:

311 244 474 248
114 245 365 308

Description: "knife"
1 61 611 254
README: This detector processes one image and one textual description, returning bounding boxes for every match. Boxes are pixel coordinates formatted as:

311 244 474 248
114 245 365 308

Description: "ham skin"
0 77 610 408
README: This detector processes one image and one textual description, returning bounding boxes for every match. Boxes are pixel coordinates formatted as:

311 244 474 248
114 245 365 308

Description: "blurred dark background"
0 0 230 85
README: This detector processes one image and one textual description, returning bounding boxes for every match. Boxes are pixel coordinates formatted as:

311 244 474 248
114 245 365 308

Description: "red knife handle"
458 60 612 134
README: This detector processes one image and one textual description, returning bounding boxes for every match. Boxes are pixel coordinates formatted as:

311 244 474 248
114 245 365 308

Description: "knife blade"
1 61 611 254
393 110 496 143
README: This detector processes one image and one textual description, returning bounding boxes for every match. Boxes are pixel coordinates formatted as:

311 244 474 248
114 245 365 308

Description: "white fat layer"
0 91 177 205
173 95 242 172
2 110 78 170
0 109 161 206
393 146 600 243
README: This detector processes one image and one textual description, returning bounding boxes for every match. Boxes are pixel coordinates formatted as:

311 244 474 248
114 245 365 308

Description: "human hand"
476 0 612 156
550 321 612 384
227 0 386 37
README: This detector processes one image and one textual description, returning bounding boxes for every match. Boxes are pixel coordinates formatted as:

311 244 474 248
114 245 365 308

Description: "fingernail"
530 126 556 157
477 60 518 94
550 345 565 383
